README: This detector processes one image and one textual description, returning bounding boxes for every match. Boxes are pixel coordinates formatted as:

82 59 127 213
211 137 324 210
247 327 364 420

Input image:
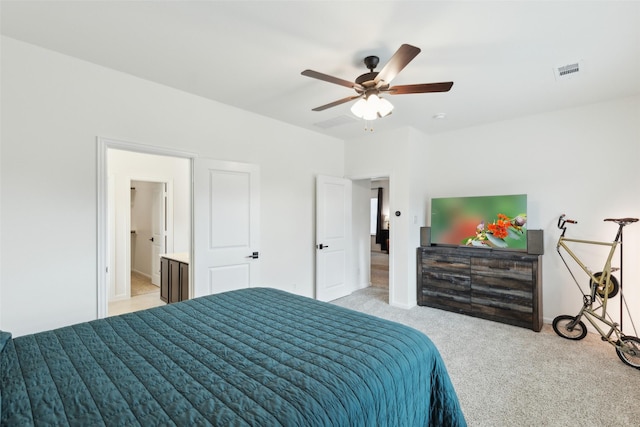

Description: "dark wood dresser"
417 245 542 331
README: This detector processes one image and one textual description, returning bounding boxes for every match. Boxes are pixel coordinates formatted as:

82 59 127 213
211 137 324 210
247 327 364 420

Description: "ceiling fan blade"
302 69 363 91
311 95 362 111
374 44 421 86
387 82 454 94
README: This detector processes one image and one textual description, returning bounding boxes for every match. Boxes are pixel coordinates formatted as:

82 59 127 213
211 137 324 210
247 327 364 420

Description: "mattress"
1 287 465 426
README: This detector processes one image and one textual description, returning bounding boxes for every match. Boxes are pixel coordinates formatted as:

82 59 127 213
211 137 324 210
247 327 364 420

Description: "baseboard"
131 269 152 279
355 282 370 291
389 299 415 310
108 294 129 302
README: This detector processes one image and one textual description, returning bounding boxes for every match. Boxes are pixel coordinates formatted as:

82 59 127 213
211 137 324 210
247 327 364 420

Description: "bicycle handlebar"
558 214 577 237
558 214 577 226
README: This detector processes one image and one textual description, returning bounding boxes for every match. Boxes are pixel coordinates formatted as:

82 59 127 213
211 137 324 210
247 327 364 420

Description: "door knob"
149 237 154 242
245 251 259 259
317 243 329 249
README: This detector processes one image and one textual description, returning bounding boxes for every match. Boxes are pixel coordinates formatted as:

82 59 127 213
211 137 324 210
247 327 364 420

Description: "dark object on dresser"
417 245 543 332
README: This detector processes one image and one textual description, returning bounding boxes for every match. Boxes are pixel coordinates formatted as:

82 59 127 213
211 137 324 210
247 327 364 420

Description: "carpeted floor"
332 287 640 427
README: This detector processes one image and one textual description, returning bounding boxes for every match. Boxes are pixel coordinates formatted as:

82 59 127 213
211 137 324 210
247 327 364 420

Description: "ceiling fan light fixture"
350 98 368 118
377 97 394 117
367 93 381 108
363 108 378 121
350 93 393 120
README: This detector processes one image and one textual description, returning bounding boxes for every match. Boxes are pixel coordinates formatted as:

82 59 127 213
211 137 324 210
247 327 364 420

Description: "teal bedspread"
1 288 465 426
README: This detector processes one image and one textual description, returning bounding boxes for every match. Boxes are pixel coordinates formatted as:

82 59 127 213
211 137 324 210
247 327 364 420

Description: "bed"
1 287 465 426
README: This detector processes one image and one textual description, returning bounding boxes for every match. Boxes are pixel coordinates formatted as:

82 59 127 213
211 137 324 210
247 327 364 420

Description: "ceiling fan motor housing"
364 55 379 71
355 72 379 87
354 55 381 89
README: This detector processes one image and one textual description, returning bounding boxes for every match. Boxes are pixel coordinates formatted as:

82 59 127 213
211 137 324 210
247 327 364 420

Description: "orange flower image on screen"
487 214 511 239
465 213 527 248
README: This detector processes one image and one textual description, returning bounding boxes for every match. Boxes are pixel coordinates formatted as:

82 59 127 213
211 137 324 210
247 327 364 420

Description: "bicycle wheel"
590 272 619 299
616 336 640 369
553 315 587 340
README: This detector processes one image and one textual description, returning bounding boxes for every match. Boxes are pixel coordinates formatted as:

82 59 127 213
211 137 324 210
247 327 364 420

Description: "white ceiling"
2 1 639 140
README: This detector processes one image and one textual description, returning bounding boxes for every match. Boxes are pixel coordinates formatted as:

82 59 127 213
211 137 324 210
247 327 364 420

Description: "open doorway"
370 179 390 289
131 181 166 288
109 180 166 316
100 143 191 317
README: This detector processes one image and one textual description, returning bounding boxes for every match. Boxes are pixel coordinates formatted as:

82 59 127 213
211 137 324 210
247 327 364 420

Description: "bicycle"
552 214 640 369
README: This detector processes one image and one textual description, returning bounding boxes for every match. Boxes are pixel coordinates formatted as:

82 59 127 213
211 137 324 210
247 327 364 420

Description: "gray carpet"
332 287 640 427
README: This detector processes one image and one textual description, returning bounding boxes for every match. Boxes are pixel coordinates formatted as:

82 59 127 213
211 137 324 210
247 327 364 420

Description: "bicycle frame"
556 235 618 316
556 215 625 337
570 298 625 346
554 215 640 367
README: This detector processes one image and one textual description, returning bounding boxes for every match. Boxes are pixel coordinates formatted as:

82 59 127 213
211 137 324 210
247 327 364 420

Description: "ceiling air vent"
553 61 583 81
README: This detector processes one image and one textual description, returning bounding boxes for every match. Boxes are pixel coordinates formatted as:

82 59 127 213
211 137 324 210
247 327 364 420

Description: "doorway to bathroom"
105 148 191 316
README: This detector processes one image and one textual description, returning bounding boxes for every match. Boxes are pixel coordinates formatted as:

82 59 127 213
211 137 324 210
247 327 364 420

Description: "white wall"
0 36 344 336
345 95 640 329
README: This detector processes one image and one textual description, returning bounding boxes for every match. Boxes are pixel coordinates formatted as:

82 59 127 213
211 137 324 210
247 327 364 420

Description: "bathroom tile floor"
108 274 166 316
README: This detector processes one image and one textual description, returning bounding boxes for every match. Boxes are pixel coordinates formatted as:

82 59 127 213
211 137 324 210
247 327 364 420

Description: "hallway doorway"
370 178 390 289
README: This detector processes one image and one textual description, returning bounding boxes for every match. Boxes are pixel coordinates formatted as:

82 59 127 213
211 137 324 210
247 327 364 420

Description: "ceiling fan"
301 44 453 120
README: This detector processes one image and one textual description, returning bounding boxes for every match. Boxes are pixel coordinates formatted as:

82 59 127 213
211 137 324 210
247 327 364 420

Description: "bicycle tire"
616 335 640 369
552 315 587 340
590 272 619 299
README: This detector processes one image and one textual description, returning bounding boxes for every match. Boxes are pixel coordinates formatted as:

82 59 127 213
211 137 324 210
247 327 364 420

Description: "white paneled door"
316 175 352 302
193 159 260 298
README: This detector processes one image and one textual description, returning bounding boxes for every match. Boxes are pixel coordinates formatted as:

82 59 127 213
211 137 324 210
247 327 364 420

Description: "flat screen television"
430 194 527 250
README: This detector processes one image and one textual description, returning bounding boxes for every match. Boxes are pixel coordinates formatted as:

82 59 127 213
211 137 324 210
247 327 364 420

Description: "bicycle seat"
604 218 639 226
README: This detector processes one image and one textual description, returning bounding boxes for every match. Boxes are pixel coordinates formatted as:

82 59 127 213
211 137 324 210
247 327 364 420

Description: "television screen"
430 194 527 250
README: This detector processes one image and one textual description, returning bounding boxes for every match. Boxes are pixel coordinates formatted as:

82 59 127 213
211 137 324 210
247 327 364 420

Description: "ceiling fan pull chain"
364 120 374 132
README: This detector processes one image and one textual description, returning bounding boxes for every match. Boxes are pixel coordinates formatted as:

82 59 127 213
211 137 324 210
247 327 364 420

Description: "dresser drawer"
471 256 533 282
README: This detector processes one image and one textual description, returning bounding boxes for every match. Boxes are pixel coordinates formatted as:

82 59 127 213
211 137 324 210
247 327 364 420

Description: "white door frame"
96 137 195 319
